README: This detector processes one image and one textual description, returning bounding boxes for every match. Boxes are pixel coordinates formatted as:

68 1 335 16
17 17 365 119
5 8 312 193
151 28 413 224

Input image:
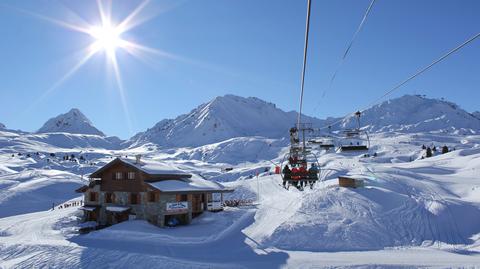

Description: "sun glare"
89 23 125 56
23 0 182 135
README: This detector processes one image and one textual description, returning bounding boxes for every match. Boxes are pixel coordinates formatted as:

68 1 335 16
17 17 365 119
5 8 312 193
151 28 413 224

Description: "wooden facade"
77 158 232 228
338 176 364 188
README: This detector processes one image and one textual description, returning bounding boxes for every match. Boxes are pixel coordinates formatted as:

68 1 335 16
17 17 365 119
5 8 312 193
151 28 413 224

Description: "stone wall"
84 190 194 227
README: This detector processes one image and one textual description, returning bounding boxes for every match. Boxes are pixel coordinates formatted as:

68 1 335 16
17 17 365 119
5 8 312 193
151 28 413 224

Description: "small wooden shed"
338 176 364 188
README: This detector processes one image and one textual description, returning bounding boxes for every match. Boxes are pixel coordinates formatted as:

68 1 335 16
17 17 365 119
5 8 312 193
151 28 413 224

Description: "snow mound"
37 108 105 136
130 95 324 147
339 95 480 134
243 146 480 252
0 169 86 218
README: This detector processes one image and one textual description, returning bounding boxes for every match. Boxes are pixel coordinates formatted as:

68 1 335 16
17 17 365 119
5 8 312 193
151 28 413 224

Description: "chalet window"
128 172 136 180
130 193 139 204
89 192 97 202
105 193 113 203
176 194 188 202
148 192 156 202
115 172 123 180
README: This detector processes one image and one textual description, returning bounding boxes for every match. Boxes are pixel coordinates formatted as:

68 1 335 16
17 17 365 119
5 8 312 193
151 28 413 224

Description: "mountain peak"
130 94 322 147
339 94 480 134
37 108 105 136
0 122 5 129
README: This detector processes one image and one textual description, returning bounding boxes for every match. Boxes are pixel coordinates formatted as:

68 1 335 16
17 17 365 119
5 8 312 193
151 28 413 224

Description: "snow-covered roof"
90 157 191 178
120 158 188 176
147 175 232 193
106 206 130 212
79 206 98 212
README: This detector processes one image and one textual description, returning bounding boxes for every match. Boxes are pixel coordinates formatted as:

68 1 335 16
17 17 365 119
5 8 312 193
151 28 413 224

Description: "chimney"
135 154 142 164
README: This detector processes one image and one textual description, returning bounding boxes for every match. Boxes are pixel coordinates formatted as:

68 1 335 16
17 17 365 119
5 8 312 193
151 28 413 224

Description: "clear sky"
0 0 479 139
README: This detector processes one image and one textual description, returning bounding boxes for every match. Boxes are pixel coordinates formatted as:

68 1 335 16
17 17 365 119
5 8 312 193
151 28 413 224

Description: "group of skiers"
282 160 319 189
52 200 83 210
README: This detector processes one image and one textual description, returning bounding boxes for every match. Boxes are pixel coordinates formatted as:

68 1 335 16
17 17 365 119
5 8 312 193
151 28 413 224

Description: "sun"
23 0 183 135
88 22 125 56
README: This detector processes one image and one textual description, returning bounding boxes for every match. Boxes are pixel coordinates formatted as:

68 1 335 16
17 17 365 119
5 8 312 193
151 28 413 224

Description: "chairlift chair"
339 111 370 151
280 124 321 190
339 129 370 151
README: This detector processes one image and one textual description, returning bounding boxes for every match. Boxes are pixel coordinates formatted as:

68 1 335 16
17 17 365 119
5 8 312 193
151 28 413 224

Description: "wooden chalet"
76 156 233 227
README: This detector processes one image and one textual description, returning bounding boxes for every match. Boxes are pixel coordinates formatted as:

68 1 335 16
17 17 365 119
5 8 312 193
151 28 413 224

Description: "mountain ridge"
37 108 106 136
129 94 325 147
339 95 480 134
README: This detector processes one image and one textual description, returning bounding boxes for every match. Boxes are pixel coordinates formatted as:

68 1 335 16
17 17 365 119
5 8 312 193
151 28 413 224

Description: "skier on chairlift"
282 165 291 187
308 163 319 184
290 127 299 144
291 165 300 188
301 162 309 187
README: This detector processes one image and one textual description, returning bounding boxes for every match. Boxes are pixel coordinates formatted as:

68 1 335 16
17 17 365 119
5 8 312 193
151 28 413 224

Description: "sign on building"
207 193 222 211
166 202 188 214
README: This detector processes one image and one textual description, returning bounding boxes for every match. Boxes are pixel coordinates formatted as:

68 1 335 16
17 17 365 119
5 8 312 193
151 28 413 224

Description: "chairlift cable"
318 31 480 130
297 0 312 128
361 31 480 111
316 0 376 105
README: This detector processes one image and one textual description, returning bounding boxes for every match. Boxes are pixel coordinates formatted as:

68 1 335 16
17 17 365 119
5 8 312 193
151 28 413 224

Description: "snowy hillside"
3 95 480 267
130 95 324 148
37 108 106 136
173 137 287 165
2 133 480 268
0 129 122 151
339 95 480 134
473 111 480 120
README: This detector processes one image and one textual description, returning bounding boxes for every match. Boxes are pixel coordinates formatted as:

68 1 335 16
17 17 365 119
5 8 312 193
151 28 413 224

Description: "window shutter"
124 172 128 180
112 173 115 180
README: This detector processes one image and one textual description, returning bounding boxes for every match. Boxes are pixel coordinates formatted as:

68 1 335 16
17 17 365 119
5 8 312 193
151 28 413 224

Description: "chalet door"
107 212 113 224
88 211 97 221
192 194 202 213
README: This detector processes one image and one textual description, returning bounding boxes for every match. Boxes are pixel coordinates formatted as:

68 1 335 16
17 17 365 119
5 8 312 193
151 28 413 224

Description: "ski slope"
2 133 480 267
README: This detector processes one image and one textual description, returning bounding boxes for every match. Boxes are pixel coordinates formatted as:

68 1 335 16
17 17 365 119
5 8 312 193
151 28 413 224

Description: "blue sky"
0 0 479 139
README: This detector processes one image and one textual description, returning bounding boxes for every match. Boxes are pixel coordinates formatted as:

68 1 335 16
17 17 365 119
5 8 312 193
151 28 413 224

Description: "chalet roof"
147 175 232 193
79 206 98 212
89 158 191 178
75 179 101 192
75 185 89 193
106 206 130 213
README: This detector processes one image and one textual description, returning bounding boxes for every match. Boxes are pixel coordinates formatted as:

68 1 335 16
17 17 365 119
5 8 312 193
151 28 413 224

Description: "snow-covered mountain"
130 95 324 147
473 111 480 120
0 122 5 129
37 108 105 136
338 95 480 134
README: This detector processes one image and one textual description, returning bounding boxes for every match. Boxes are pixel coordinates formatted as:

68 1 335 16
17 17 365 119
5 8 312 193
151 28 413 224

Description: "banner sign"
208 193 222 210
166 202 188 213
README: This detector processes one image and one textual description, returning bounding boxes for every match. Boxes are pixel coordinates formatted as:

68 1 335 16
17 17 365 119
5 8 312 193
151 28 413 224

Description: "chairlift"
339 111 370 151
280 124 321 191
